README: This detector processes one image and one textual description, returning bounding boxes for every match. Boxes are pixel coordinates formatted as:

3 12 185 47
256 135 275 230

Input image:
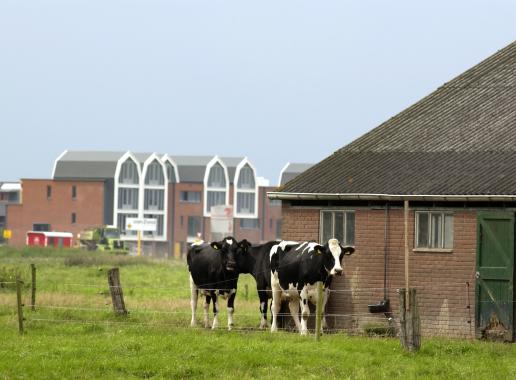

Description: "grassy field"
1 246 516 379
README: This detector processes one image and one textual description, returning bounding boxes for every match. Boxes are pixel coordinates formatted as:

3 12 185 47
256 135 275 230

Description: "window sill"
413 248 453 254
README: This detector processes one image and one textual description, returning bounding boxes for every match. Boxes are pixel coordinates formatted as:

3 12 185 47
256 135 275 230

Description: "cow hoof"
190 321 196 328
228 324 234 331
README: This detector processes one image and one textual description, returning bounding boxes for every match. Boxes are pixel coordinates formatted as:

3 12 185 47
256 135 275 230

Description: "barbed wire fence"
0 264 484 349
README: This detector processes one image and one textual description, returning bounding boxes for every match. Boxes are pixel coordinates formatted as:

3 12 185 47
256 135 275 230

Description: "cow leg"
258 290 268 329
300 286 310 335
227 289 237 331
288 297 302 333
189 275 198 327
270 273 282 332
211 291 220 330
203 293 211 328
321 287 330 332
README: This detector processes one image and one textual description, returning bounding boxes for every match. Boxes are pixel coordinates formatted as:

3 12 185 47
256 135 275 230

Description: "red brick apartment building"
269 41 516 340
6 151 309 256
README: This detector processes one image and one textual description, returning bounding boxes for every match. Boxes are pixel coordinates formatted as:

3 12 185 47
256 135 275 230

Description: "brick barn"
269 41 516 340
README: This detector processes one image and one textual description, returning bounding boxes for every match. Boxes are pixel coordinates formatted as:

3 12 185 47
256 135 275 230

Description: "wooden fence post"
315 281 324 341
107 268 128 315
399 288 421 352
31 264 36 311
16 276 24 334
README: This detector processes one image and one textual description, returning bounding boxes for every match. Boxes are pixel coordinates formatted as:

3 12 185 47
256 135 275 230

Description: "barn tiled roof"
277 41 516 197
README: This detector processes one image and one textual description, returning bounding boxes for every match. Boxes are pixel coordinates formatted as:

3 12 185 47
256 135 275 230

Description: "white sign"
126 218 157 232
210 205 233 241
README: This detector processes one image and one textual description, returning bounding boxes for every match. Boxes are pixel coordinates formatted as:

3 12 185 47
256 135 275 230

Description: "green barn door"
476 212 514 341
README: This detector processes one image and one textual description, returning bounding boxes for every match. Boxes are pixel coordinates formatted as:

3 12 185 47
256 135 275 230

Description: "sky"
0 1 515 185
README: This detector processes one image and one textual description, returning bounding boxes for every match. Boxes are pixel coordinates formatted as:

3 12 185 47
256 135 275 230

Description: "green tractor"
78 226 128 254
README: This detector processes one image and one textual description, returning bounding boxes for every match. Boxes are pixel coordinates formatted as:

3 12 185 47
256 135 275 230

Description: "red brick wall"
7 179 105 246
281 205 477 338
170 184 283 252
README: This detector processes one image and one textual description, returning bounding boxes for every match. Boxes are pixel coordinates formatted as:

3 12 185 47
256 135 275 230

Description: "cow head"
210 237 239 272
313 238 355 276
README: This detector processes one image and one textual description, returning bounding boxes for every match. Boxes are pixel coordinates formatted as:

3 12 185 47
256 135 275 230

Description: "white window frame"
141 154 168 240
203 156 229 217
161 155 180 184
233 158 258 218
414 211 453 250
319 210 356 247
113 152 142 238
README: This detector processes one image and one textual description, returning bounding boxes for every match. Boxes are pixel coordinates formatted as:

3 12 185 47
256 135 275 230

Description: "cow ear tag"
316 248 322 255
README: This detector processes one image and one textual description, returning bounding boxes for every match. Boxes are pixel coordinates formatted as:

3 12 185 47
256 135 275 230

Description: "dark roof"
279 163 314 186
278 41 516 197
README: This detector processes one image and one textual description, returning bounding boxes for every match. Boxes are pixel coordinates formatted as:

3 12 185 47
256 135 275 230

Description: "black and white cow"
269 239 355 335
187 237 241 330
233 240 277 329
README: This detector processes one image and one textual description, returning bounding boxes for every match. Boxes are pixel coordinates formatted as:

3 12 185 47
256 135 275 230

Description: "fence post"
315 281 324 341
31 264 36 311
399 288 421 352
107 268 128 315
16 276 24 334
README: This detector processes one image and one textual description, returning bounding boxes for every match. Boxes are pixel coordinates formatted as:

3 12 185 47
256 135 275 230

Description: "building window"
117 213 138 236
205 160 228 215
237 165 255 189
180 191 201 203
206 191 226 214
236 193 255 214
46 185 52 199
118 188 139 210
276 220 282 240
415 211 453 249
208 163 226 188
33 223 50 232
240 218 259 229
269 199 282 207
145 160 165 186
144 189 164 211
72 185 77 199
119 159 139 185
320 210 355 246
71 213 77 224
187 216 202 239
143 214 164 237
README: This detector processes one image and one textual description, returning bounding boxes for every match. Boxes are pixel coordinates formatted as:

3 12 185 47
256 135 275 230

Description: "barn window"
320 210 355 246
415 211 453 249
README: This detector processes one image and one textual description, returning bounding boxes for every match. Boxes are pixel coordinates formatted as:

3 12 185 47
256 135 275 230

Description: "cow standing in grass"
269 239 355 335
234 240 297 329
187 237 241 330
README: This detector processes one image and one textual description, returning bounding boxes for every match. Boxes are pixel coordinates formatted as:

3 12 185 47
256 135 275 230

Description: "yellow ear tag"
316 248 322 255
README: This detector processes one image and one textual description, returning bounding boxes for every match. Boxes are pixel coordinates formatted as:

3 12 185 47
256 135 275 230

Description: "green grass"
1 247 516 379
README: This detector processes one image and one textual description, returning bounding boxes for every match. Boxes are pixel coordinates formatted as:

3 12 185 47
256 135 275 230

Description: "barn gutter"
267 192 516 202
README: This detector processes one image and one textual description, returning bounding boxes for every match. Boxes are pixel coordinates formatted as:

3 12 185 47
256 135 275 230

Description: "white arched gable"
278 162 290 187
161 154 181 183
233 157 259 218
141 153 167 186
52 149 68 179
203 155 230 217
140 153 168 239
113 151 143 238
